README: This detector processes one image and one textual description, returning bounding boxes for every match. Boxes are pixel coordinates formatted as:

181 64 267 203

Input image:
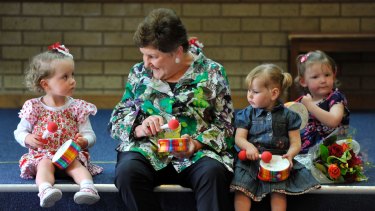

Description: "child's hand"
301 94 313 108
282 154 294 169
74 133 88 149
244 144 259 161
25 134 45 149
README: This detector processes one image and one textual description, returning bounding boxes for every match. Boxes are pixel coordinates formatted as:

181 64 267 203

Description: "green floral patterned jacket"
109 50 235 172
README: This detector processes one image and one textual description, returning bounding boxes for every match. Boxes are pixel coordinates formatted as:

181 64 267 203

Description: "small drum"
158 138 188 152
52 139 81 170
284 102 308 130
258 155 290 182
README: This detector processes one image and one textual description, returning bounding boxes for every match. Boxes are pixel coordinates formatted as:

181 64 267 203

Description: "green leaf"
320 145 329 162
341 168 347 175
327 155 347 164
315 163 327 174
335 175 345 183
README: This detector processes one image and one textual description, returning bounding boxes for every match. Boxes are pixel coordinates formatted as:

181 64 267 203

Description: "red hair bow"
48 42 73 58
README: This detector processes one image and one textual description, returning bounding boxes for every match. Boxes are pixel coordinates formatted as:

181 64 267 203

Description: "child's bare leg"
66 159 93 184
36 159 62 208
234 191 252 211
271 192 286 211
66 159 99 205
36 158 55 186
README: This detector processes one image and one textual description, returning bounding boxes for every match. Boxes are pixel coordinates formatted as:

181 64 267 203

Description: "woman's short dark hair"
133 8 189 53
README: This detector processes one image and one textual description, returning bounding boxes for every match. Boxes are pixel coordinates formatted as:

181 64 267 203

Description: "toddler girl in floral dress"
14 42 103 207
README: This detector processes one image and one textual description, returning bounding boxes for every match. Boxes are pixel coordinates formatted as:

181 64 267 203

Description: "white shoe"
74 187 100 205
38 187 62 208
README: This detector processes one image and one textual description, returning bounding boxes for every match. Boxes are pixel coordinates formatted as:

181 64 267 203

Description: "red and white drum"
258 155 290 182
52 139 81 170
284 102 308 130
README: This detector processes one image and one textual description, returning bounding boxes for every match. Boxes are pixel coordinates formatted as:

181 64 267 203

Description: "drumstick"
238 150 273 163
160 119 180 130
41 122 58 144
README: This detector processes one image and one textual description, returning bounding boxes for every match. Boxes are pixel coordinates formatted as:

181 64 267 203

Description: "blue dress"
299 89 350 154
230 103 320 201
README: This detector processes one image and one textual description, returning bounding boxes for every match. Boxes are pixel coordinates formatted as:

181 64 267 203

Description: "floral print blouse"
108 49 235 173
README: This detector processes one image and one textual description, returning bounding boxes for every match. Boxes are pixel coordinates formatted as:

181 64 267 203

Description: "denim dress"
230 103 320 201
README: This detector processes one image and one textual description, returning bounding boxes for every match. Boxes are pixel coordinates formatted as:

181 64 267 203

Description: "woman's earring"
175 58 180 64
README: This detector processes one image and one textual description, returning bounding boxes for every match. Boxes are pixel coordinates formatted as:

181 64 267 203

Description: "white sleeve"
79 118 96 149
14 118 33 148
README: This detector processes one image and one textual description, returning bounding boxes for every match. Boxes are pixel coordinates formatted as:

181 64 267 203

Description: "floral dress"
230 104 320 201
18 97 103 179
299 89 350 154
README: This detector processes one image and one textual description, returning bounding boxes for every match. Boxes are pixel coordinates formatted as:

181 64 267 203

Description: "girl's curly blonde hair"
25 51 73 93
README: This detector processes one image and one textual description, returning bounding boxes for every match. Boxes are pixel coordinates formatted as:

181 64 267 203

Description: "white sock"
80 180 95 190
38 182 52 193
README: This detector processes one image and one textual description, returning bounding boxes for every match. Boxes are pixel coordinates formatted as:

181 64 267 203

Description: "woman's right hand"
24 134 45 148
134 115 164 138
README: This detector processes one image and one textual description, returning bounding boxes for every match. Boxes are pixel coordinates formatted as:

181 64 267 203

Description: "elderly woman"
108 8 235 211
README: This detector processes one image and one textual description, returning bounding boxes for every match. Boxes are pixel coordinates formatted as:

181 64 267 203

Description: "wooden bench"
1 183 375 195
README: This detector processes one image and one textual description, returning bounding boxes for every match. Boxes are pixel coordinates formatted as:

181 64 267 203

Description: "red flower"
328 143 344 157
328 164 341 179
348 150 362 167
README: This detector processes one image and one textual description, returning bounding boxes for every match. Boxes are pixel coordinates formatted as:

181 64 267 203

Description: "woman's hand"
74 133 88 149
25 134 44 148
171 134 202 160
134 115 164 138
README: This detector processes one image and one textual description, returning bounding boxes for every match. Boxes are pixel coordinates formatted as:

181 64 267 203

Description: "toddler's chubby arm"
235 128 259 161
76 119 96 149
14 118 44 148
283 129 301 168
301 94 344 128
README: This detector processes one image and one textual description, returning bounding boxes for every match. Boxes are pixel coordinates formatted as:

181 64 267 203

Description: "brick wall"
1 1 375 109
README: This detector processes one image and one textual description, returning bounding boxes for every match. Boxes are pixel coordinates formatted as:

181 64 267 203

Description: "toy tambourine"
52 139 81 170
284 101 308 130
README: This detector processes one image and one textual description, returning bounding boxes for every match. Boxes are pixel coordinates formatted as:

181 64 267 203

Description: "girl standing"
14 43 102 207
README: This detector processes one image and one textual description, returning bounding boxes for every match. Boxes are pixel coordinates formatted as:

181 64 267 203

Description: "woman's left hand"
74 133 88 149
171 134 202 160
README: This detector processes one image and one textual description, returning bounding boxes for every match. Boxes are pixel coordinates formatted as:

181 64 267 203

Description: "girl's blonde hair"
25 51 73 93
295 50 339 93
245 64 293 102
